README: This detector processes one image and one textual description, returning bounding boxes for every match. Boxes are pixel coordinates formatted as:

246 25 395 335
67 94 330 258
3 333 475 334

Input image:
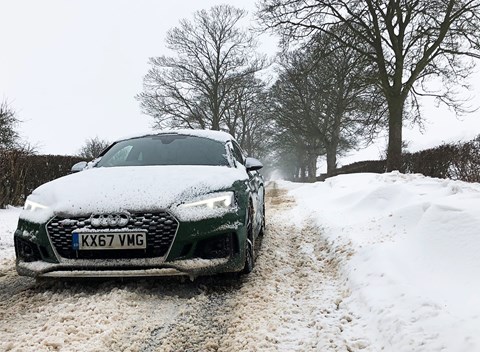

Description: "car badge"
90 213 130 227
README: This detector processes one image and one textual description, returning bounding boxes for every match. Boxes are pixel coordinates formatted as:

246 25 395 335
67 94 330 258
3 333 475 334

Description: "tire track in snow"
211 182 372 351
140 277 243 352
0 273 213 351
0 260 35 301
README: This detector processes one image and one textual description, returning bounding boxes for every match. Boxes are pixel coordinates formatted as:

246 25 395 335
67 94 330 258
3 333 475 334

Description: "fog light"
15 238 41 262
197 233 235 259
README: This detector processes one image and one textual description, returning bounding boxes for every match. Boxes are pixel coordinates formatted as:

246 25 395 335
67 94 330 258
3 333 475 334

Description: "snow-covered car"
14 130 265 278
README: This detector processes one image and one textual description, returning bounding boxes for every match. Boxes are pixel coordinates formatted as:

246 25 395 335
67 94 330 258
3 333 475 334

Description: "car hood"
21 165 248 223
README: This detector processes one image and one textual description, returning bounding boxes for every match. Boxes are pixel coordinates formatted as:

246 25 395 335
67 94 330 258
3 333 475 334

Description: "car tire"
242 201 255 274
259 199 266 236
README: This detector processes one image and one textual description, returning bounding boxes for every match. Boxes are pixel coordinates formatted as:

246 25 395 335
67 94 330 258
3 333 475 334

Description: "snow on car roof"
115 129 234 144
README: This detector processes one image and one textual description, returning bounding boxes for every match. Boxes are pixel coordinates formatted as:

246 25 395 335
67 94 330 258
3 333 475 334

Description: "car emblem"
90 213 130 228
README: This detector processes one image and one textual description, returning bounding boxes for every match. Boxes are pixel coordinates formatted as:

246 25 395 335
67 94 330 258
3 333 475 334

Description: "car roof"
115 129 234 144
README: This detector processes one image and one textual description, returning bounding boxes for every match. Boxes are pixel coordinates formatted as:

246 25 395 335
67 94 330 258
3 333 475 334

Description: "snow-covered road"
0 183 372 351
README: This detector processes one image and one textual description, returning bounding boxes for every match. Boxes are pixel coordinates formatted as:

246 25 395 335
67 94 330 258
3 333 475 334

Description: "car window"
231 142 245 165
96 135 230 167
101 145 133 167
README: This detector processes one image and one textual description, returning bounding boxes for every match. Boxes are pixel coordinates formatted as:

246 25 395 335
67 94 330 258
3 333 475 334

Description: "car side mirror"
245 157 263 172
71 161 88 173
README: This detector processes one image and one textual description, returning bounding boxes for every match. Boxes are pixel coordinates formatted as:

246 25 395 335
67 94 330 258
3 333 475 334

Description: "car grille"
46 212 179 259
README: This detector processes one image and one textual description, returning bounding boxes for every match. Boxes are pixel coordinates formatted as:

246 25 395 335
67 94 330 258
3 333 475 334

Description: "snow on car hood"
20 165 247 223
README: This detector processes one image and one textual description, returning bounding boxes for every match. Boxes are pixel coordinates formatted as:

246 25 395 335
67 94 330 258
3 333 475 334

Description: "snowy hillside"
281 171 480 351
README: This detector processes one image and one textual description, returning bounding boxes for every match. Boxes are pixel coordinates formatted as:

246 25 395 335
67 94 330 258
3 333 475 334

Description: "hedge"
0 150 83 208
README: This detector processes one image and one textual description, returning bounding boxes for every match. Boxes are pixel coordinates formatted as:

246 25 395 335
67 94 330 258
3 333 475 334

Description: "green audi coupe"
14 130 265 278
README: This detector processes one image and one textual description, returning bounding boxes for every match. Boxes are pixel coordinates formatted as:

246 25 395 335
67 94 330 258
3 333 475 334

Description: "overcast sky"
1 0 480 161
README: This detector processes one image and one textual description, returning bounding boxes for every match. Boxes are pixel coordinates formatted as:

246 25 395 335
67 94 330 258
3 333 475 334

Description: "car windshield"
96 134 230 167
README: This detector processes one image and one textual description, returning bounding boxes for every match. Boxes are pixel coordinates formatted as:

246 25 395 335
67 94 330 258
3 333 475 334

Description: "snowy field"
1 173 480 351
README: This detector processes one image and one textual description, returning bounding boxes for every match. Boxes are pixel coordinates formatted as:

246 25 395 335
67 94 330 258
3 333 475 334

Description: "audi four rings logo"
90 213 130 227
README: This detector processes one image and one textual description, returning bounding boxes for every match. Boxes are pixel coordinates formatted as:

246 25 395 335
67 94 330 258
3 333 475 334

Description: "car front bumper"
15 208 248 279
16 256 235 278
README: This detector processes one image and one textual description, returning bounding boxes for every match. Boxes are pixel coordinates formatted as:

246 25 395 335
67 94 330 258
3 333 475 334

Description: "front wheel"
242 201 255 274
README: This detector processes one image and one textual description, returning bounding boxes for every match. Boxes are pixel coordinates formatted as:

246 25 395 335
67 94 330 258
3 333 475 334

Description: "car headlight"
179 192 235 209
24 199 48 211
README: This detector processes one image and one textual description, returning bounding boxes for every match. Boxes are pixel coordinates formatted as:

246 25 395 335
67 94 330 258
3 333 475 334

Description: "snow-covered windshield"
96 134 229 167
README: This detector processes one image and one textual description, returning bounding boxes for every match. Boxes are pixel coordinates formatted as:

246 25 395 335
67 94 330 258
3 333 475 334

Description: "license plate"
72 232 147 250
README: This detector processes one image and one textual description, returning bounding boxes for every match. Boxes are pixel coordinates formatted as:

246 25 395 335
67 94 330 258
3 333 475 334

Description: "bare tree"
258 0 480 171
78 137 110 160
223 74 273 157
0 100 20 150
0 101 38 208
138 4 264 131
309 32 386 175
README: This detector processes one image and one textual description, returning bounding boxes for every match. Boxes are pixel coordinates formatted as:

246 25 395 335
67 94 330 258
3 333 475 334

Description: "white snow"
281 171 480 351
0 206 21 260
20 165 247 223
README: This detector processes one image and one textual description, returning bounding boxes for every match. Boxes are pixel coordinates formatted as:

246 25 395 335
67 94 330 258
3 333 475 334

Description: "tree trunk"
386 99 404 172
300 165 306 181
211 118 220 130
307 154 317 182
326 147 337 177
326 128 340 177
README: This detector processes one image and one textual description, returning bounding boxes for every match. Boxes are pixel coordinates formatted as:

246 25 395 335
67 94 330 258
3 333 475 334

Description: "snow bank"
0 206 21 261
281 172 480 351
